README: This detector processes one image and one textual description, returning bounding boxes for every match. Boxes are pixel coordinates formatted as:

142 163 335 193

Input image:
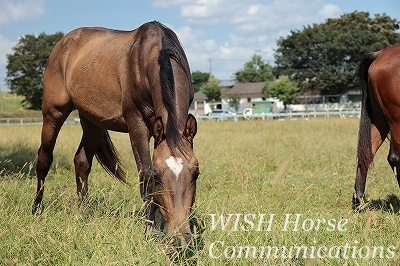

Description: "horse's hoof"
32 202 44 215
144 221 155 240
353 193 369 212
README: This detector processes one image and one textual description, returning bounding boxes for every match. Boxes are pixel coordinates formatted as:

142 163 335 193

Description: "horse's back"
369 44 400 78
44 27 140 131
369 44 400 123
47 26 135 82
42 21 186 132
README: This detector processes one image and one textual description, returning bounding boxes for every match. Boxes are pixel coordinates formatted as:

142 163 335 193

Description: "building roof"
222 82 266 99
193 90 207 101
218 79 235 88
193 81 267 102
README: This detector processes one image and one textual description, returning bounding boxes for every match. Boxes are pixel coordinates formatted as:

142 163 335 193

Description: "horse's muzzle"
167 232 192 248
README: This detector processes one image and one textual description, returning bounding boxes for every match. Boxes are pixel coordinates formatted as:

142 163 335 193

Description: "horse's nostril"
166 232 192 248
183 232 192 241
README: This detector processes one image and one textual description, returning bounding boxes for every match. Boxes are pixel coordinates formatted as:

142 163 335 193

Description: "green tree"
234 54 274 82
200 76 222 102
274 12 400 95
6 32 64 109
192 71 210 92
264 75 298 110
228 93 241 113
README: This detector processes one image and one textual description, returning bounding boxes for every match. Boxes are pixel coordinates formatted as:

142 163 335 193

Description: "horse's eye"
154 174 162 184
192 169 200 182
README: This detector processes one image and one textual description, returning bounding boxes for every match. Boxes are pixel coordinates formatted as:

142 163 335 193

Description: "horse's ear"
153 117 165 144
184 114 197 141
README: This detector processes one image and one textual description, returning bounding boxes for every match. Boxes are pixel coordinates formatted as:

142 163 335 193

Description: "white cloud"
0 0 46 90
0 34 14 90
234 0 342 34
0 35 13 65
156 0 341 30
181 0 252 25
0 0 45 26
318 3 341 18
152 0 191 8
156 0 343 79
173 25 202 47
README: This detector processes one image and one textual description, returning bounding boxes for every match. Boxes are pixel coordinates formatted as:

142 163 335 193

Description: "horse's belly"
80 108 128 133
69 86 128 132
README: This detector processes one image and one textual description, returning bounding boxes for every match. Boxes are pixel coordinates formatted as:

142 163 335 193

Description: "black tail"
157 22 191 154
356 52 379 180
95 131 126 183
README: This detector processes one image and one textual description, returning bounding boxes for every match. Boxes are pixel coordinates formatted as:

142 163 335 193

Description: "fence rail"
196 109 361 121
0 117 80 126
0 110 361 126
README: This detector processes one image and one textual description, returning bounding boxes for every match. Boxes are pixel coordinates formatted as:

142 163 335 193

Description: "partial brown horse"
354 44 400 208
32 21 199 246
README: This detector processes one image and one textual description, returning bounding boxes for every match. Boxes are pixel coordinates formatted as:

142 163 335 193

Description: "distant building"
191 80 362 115
190 79 235 115
191 81 285 115
190 90 208 115
222 82 266 104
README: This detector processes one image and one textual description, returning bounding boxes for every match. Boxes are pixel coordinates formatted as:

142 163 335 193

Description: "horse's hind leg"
354 97 389 208
33 104 73 214
74 118 105 204
32 66 75 214
387 125 400 188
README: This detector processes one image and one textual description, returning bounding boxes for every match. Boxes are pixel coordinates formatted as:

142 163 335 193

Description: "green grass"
0 92 24 111
0 93 42 118
1 118 400 265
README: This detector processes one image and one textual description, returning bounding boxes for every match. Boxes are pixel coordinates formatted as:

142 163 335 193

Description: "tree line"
6 11 400 110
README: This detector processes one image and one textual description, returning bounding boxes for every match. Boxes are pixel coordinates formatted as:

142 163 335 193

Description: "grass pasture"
1 118 400 265
0 93 42 118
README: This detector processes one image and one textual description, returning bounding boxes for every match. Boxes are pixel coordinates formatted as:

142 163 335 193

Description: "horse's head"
151 114 199 246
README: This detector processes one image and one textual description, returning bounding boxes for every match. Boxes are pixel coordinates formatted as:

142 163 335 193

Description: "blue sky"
0 0 399 91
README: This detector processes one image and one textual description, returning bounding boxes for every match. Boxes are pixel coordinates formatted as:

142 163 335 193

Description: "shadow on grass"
369 194 400 214
0 141 73 178
0 142 37 177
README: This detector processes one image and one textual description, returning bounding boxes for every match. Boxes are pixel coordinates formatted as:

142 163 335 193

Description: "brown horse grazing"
354 44 400 208
32 21 200 246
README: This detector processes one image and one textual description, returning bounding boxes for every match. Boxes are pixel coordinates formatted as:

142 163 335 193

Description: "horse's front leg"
138 163 157 237
125 114 156 236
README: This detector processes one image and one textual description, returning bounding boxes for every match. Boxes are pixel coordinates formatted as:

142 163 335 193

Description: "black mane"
157 22 191 154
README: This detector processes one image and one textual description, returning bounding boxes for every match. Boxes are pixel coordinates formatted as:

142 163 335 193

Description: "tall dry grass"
1 118 400 265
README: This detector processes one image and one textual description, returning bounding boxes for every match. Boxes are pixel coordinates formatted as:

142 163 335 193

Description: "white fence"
196 109 361 121
0 118 80 126
0 110 361 126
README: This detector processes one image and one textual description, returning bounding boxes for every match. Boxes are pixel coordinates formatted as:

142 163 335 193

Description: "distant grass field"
1 118 400 265
0 93 41 118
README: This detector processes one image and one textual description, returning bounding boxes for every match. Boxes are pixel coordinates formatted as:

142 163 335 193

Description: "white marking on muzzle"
166 156 183 181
